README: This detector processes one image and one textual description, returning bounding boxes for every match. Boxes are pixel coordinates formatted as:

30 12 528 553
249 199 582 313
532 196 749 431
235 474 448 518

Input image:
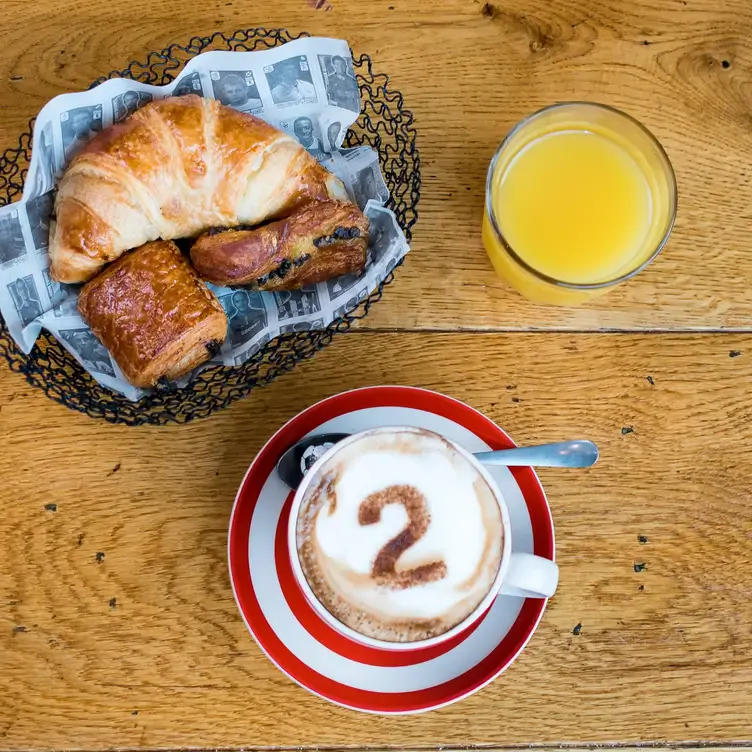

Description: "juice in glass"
483 102 677 306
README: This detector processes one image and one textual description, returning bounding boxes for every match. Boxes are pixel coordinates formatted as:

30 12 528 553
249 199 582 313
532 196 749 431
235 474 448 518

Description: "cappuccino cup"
288 426 559 650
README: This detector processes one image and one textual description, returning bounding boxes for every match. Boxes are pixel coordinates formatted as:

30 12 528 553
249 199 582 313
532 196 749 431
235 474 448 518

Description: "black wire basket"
0 28 420 425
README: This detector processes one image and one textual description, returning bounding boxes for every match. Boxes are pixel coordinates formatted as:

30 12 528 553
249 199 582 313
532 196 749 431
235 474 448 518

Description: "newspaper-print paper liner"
0 37 407 400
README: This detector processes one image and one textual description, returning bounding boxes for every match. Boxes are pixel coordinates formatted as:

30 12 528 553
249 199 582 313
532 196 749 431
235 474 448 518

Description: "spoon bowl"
276 433 351 491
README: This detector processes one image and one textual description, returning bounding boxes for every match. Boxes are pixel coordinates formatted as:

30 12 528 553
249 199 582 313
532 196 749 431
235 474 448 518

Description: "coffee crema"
295 427 504 642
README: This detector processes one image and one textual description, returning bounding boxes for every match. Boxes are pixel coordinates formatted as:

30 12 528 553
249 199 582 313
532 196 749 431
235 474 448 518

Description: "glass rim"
485 101 678 291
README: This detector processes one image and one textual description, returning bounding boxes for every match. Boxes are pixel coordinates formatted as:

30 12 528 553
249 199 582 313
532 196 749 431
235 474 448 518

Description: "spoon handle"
473 440 599 468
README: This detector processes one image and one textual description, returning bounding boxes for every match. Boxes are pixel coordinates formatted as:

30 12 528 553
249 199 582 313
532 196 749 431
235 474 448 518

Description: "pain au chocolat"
77 240 227 388
189 199 370 289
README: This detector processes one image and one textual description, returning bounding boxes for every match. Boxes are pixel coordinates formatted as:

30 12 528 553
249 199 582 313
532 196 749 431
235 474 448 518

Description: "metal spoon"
276 433 598 490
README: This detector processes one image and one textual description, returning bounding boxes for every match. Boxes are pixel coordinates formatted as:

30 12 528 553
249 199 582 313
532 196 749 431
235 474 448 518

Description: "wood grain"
1 331 751 749
3 0 752 329
2 0 752 748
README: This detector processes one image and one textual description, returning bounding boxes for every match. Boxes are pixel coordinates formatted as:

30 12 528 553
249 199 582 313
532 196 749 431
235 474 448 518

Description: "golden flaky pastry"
50 95 348 283
77 240 227 388
190 200 370 289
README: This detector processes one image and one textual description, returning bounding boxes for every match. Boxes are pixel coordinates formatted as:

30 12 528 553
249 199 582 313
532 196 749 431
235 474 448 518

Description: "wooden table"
2 0 752 749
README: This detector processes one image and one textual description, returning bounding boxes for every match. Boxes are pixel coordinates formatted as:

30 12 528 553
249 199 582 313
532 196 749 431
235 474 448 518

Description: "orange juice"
483 103 676 305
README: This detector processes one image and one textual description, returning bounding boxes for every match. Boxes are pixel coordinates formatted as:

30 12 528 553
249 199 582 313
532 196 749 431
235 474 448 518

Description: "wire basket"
0 28 420 425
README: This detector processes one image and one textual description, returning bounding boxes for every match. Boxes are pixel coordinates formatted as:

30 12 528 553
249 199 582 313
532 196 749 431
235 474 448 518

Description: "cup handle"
499 552 559 599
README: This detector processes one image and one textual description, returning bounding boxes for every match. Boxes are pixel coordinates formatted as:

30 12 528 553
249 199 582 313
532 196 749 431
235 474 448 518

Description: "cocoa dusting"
359 484 447 589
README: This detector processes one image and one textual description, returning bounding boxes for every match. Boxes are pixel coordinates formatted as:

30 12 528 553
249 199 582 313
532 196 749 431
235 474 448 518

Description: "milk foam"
296 428 504 642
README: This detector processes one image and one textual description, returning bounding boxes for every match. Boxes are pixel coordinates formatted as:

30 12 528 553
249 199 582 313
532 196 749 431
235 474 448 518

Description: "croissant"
50 95 348 283
190 199 370 289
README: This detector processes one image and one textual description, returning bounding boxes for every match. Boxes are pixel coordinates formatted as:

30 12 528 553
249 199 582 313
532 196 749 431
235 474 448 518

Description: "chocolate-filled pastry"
77 240 228 388
190 200 370 290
